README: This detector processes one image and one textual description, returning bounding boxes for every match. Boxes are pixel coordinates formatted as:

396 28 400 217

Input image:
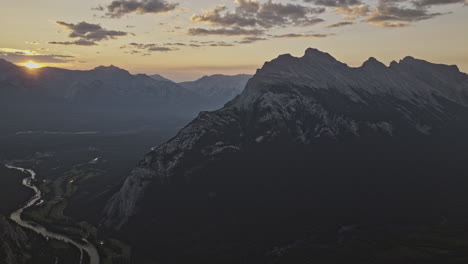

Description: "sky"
0 0 467 81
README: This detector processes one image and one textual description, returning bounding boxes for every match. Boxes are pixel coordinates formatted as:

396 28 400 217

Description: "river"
6 165 100 264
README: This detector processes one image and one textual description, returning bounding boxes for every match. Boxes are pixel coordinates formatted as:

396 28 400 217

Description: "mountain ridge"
0 59 204 109
104 48 468 230
179 74 253 108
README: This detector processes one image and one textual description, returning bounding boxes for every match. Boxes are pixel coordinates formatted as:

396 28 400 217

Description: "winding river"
6 165 100 264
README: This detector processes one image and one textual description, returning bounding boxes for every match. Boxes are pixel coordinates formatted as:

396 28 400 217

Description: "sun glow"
24 61 41 69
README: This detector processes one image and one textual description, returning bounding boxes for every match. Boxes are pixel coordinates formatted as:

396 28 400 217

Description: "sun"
24 61 41 69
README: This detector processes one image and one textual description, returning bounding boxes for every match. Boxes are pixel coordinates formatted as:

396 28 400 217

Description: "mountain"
179 74 252 108
0 215 29 264
150 74 175 83
103 49 468 263
0 60 210 133
0 60 201 109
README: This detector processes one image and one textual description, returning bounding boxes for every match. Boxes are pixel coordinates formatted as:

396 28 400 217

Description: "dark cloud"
326 21 354 28
188 27 264 36
274 33 331 38
97 0 178 18
121 40 242 52
207 42 235 47
191 1 325 29
320 0 453 28
303 0 369 19
120 43 176 55
414 0 467 7
56 21 128 41
164 42 188 46
188 40 239 47
236 36 268 44
48 40 97 46
366 2 443 27
303 0 362 7
50 21 128 46
303 0 461 28
192 5 258 27
0 50 74 64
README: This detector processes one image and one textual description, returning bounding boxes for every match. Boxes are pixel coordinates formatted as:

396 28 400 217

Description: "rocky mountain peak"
303 48 337 62
92 65 130 75
150 74 174 83
104 49 468 229
256 49 346 79
362 57 387 70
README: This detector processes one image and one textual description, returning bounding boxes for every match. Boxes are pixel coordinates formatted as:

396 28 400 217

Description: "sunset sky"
1 0 467 81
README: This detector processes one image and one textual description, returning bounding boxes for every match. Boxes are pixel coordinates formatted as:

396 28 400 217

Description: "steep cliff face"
104 48 468 229
0 216 28 264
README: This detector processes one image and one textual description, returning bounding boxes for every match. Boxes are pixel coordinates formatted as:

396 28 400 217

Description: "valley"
0 122 183 264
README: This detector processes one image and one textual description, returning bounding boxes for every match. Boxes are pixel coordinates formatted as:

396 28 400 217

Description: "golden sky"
1 0 467 81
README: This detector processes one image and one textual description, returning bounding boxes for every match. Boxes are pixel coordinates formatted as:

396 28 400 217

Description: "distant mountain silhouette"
0 60 250 133
150 74 175 84
0 60 202 109
179 74 252 108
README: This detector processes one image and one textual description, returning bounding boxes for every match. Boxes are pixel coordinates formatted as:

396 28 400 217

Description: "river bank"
5 164 100 264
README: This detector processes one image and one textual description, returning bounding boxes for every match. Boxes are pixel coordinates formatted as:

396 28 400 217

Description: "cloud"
192 5 258 27
335 4 370 18
316 0 452 28
0 49 74 63
366 2 443 27
121 40 240 53
56 21 128 41
188 1 330 45
303 0 461 28
97 0 178 18
50 21 128 46
189 40 240 47
326 21 354 28
303 0 362 7
191 0 325 29
375 22 408 28
164 42 188 46
188 27 264 36
120 42 176 55
274 33 331 38
413 0 467 7
48 40 97 46
236 36 268 44
206 42 236 47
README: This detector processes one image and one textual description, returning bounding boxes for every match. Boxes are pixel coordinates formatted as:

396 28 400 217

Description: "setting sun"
24 61 41 69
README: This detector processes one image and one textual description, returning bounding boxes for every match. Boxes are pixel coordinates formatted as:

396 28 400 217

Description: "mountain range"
179 74 252 108
0 59 198 108
103 48 468 263
0 59 252 110
0 59 250 133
